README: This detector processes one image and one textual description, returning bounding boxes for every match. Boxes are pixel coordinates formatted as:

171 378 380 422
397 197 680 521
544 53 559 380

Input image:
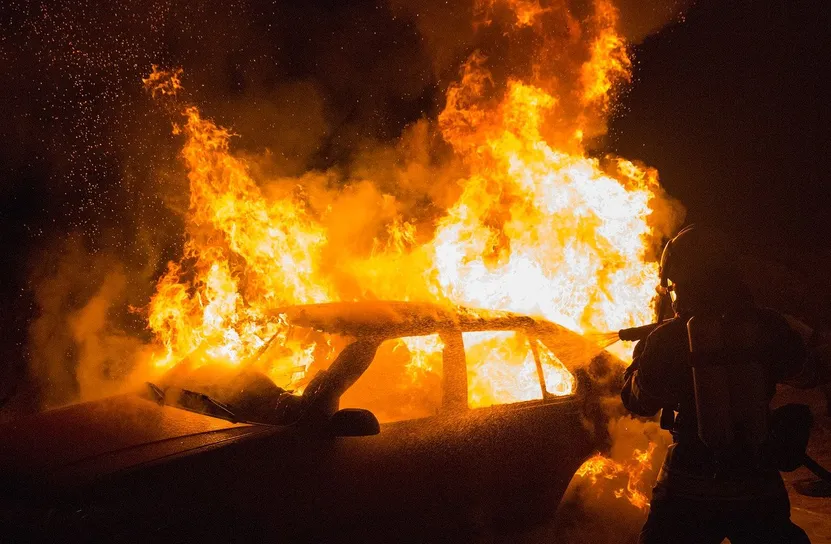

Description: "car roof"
276 301 569 338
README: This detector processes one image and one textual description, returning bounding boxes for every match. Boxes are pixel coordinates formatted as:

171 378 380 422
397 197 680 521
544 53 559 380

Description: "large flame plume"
140 0 682 508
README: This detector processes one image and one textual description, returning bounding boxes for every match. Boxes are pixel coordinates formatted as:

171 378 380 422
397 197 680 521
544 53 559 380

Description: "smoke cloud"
23 237 157 411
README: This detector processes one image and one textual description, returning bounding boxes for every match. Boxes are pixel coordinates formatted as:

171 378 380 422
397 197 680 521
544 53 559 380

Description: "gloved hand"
623 358 639 382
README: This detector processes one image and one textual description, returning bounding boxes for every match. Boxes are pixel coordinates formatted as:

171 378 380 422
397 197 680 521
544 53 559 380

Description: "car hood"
0 394 271 495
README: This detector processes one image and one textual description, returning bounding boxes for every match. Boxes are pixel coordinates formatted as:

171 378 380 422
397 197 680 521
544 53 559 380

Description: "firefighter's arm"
621 337 666 417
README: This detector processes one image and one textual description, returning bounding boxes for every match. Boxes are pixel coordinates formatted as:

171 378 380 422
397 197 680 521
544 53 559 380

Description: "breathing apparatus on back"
658 226 769 468
654 226 831 486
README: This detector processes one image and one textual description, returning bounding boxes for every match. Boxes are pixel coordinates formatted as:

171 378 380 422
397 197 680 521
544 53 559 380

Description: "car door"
322 329 599 540
445 328 598 537
67 330 601 542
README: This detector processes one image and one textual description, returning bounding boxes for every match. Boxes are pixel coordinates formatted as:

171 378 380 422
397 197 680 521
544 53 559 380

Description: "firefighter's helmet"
658 224 733 296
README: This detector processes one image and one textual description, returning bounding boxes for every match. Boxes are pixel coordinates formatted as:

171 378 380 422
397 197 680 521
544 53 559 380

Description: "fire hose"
617 320 672 342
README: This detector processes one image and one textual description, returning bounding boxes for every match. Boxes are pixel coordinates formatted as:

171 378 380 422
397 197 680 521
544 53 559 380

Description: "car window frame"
460 327 566 410
296 321 581 426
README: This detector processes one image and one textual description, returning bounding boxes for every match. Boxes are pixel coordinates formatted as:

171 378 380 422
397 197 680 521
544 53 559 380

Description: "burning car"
0 301 620 542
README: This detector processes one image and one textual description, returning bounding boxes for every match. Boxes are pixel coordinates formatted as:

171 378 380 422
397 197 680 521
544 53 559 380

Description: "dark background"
607 0 830 323
1 0 828 410
609 1 829 259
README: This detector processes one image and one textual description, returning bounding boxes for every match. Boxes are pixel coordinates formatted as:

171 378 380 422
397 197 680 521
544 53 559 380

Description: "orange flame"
143 100 330 386
580 0 632 110
140 1 681 415
575 442 657 510
475 0 550 27
142 65 183 98
432 61 661 334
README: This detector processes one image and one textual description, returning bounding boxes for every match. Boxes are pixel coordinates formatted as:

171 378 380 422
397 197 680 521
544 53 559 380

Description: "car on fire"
0 301 622 542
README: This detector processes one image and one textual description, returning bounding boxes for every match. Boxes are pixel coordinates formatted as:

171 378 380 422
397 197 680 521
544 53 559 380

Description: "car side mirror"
328 408 380 437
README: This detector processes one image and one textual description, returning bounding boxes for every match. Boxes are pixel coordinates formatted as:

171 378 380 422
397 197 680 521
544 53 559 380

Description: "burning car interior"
146 302 618 428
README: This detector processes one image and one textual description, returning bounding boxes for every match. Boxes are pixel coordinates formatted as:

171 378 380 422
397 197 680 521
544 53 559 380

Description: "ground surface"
779 387 831 544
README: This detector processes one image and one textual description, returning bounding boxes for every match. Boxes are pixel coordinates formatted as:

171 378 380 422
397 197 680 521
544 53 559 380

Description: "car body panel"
0 394 269 497
36 397 593 541
0 302 615 542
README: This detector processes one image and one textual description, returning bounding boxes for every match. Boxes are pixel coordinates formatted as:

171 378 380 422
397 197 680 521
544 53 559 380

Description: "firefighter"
622 225 811 544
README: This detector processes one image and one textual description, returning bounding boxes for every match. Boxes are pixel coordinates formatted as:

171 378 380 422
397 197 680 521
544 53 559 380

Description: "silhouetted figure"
622 225 811 544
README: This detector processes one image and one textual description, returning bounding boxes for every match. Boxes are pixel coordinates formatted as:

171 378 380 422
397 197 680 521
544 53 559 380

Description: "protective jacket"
622 306 806 497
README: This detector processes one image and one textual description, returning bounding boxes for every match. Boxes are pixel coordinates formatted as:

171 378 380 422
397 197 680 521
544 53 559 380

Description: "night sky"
0 0 828 409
